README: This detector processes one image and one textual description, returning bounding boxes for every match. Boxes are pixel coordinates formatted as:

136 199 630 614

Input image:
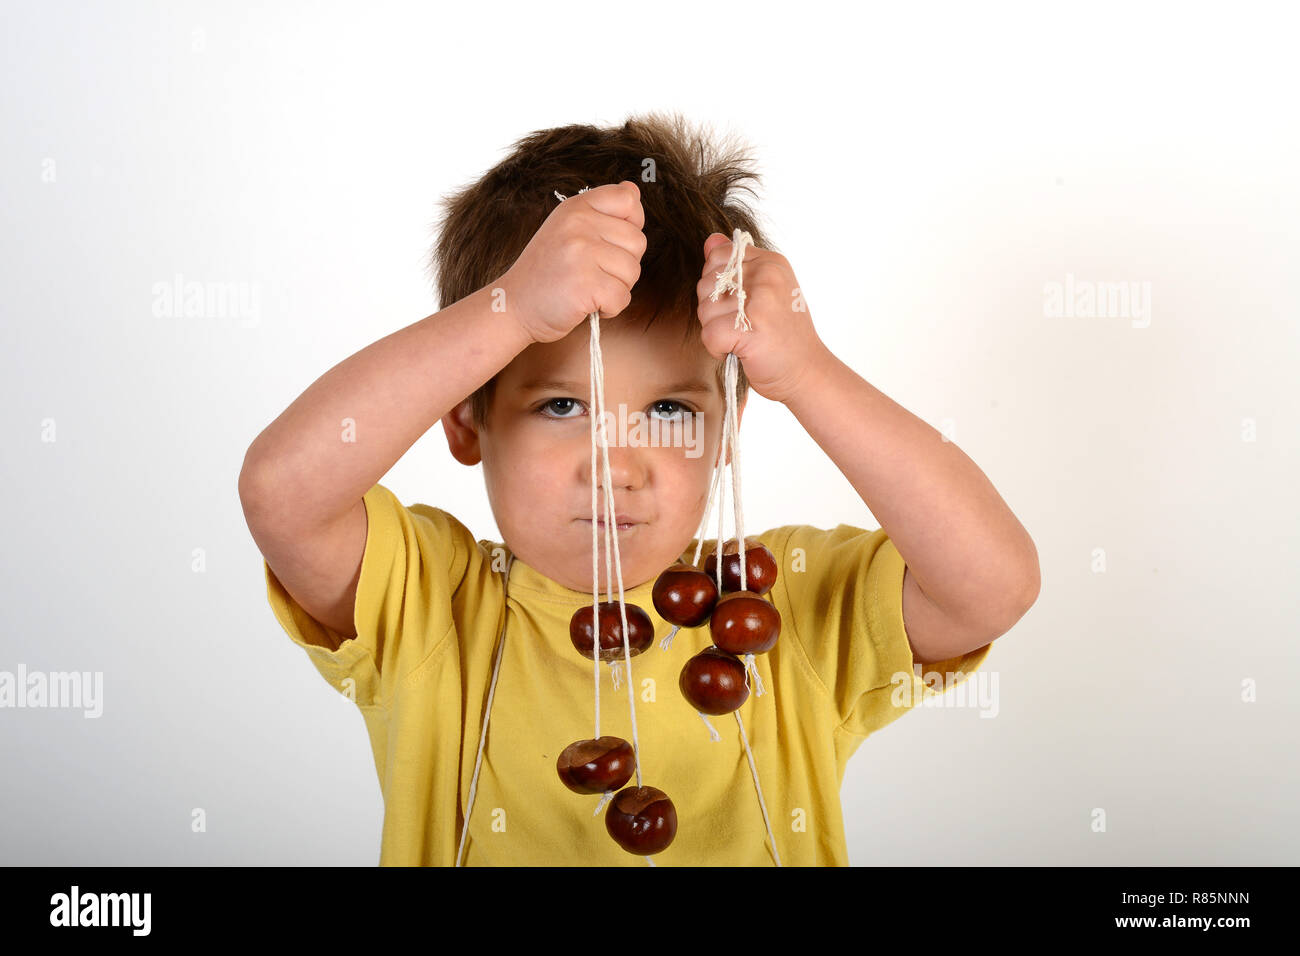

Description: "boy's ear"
442 399 482 466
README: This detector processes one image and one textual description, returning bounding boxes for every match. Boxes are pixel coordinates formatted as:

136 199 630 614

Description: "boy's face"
443 312 744 593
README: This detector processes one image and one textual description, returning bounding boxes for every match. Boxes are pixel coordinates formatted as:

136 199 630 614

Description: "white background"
2 0 1296 864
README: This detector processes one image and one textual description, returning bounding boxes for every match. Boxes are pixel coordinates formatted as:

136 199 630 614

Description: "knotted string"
695 229 782 866
558 185 653 864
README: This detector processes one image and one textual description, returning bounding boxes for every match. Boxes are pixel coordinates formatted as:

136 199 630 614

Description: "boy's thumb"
703 232 729 256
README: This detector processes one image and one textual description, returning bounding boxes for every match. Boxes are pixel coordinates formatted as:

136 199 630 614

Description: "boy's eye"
538 398 586 419
650 400 687 421
536 399 690 421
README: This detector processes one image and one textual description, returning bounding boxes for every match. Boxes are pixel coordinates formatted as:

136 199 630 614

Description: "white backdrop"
2 0 1296 865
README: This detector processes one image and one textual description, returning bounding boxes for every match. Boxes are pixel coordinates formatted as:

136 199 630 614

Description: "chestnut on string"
556 737 636 795
605 785 677 855
569 602 655 661
679 646 749 715
703 537 778 596
653 563 718 625
710 591 781 656
652 562 718 645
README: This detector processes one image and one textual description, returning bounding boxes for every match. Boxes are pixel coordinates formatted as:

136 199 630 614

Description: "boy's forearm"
782 348 1039 631
240 284 532 526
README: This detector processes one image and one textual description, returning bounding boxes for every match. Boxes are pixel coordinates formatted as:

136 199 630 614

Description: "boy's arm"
782 349 1040 665
239 181 646 639
240 179 645 530
693 234 1036 668
239 285 531 525
238 286 533 637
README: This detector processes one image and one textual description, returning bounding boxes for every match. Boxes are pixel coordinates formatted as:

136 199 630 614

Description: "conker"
703 537 777 595
709 591 781 655
569 602 654 661
605 785 677 855
679 646 749 715
556 737 635 795
652 562 718 627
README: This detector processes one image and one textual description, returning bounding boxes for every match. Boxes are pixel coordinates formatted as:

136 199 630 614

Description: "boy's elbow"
987 538 1040 639
238 446 278 513
1009 539 1041 622
238 454 263 506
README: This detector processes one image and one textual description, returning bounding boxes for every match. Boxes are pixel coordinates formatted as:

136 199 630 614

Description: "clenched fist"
495 180 647 345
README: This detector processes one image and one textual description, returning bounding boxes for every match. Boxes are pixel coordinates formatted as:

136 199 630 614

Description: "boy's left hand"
696 233 828 405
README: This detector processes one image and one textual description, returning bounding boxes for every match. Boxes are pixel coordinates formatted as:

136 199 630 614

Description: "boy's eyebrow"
520 379 716 395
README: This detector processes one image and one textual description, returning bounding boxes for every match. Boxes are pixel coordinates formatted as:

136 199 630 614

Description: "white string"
589 311 644 788
694 232 752 588
590 306 656 867
559 184 655 868
710 231 755 332
697 711 721 742
690 444 726 566
455 552 516 867
659 624 679 651
726 354 748 592
590 313 602 739
699 229 783 867
735 710 782 867
743 652 766 697
486 198 767 866
716 426 728 596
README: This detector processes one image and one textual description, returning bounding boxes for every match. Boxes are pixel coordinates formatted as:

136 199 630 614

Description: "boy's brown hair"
430 111 772 427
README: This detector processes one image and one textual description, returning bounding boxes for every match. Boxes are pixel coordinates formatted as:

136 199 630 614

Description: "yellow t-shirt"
262 482 993 866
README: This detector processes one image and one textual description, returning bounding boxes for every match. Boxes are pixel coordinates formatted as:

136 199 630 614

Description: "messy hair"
429 111 772 427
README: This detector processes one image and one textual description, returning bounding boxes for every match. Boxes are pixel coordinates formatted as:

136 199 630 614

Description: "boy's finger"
584 180 644 230
702 232 730 259
703 232 761 272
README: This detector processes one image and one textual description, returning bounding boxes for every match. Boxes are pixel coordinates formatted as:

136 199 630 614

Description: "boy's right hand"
496 180 646 344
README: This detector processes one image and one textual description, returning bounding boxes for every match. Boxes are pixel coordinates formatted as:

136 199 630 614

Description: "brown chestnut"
679 646 749 714
556 737 636 795
605 785 677 855
703 537 777 596
709 591 781 655
652 562 718 627
569 602 654 661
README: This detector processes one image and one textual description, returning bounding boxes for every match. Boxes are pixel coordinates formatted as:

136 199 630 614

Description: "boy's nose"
592 444 646 491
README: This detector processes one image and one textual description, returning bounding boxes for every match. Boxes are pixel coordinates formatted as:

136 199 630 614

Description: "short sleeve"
774 523 994 739
262 482 480 709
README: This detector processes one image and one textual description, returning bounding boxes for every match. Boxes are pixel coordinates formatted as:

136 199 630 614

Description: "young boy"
238 113 1039 866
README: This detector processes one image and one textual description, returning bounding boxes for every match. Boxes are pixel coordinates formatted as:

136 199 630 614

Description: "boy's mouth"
578 518 640 532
